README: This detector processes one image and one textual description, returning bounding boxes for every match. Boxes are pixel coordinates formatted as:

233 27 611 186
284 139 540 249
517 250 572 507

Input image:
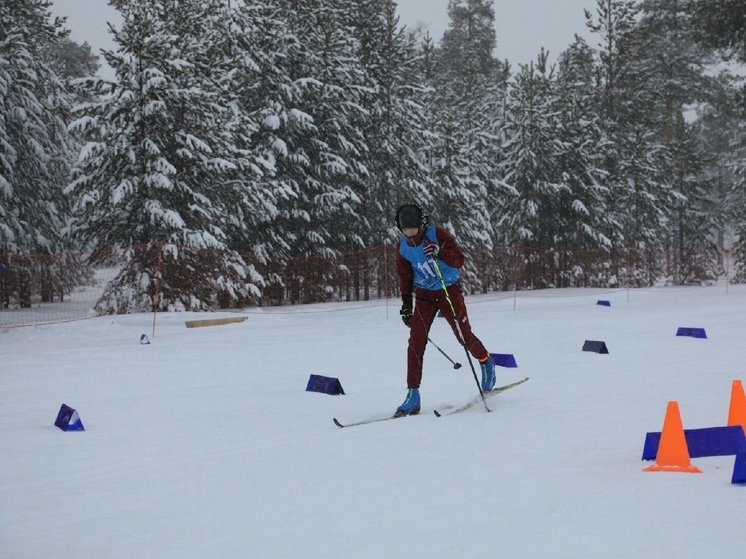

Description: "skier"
394 203 495 417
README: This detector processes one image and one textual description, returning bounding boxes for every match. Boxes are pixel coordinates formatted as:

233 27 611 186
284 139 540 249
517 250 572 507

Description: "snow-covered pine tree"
219 0 298 268
665 126 722 284
497 55 570 289
411 29 441 206
497 40 612 289
40 37 100 79
427 0 503 292
584 0 673 286
259 0 371 303
691 74 743 270
689 0 746 62
345 0 433 299
721 88 746 282
685 0 746 280
729 155 746 283
636 0 722 284
68 0 259 313
551 38 614 286
0 0 88 307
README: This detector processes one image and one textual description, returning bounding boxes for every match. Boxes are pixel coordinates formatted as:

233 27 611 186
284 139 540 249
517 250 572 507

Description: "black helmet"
396 203 428 232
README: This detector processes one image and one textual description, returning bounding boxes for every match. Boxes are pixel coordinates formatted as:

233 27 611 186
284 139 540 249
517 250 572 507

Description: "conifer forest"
2 0 745 314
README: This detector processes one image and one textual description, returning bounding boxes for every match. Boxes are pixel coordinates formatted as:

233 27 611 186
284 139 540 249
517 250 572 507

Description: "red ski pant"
406 283 489 389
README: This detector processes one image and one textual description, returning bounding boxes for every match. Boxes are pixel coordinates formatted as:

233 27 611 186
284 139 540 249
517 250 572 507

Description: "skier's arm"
434 227 465 269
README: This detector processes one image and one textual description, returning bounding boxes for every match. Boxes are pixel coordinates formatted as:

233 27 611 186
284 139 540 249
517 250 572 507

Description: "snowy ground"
2 285 745 558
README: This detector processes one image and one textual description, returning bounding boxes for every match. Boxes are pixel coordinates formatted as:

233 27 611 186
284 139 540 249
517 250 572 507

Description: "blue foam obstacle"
676 327 707 339
306 374 345 395
641 425 746 460
491 353 517 368
732 452 746 484
597 300 611 307
54 404 85 431
582 340 609 354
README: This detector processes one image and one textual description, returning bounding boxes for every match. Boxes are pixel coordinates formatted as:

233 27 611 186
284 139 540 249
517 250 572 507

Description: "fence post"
152 241 164 338
513 245 519 310
384 243 389 319
626 245 632 303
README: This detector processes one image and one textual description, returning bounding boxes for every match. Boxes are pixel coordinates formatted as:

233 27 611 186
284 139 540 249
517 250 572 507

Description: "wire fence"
0 242 737 329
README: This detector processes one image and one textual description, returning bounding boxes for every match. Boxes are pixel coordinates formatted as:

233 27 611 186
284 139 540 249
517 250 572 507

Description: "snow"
2 285 745 558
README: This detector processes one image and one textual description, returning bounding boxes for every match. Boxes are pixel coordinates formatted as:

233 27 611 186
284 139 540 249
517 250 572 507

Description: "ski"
333 377 529 427
333 412 417 428
433 376 529 417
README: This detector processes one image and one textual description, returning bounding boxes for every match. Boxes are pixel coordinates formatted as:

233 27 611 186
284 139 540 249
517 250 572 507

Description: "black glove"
423 240 440 258
400 305 413 328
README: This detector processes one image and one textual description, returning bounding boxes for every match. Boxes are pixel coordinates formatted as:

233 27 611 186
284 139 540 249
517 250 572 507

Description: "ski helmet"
396 203 428 232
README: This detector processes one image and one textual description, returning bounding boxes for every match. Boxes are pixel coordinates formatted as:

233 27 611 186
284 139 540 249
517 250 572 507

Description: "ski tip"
433 410 442 417
332 418 345 428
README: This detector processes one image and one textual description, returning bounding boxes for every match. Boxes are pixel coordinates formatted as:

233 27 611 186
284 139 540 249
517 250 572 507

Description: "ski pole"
431 258 491 412
427 336 462 369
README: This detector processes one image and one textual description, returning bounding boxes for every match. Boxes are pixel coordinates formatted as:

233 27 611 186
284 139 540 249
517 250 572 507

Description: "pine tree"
0 0 86 306
729 148 746 282
68 0 258 313
585 0 673 286
716 84 746 282
339 0 434 300
682 2 746 280
347 0 431 243
249 0 373 303
427 0 504 291
40 38 100 79
552 38 614 286
498 55 572 288
1 0 74 254
637 0 723 284
689 0 746 62
439 0 500 94
210 1 295 260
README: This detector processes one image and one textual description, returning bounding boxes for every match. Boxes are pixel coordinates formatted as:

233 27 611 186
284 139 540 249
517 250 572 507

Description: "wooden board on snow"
185 316 247 329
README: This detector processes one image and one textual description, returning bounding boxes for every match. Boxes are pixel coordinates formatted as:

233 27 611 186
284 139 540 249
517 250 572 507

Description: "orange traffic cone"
727 380 746 436
643 401 702 473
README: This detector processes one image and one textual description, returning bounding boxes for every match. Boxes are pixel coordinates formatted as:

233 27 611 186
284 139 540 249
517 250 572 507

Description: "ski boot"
480 355 496 391
394 388 421 417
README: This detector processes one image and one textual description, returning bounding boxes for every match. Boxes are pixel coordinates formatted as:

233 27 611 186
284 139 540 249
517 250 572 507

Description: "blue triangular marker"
140 334 150 345
306 374 345 395
491 353 517 368
582 340 609 354
676 327 707 339
54 404 85 431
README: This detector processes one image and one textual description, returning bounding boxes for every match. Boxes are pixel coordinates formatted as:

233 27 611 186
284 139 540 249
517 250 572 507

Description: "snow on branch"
183 134 211 153
76 141 105 163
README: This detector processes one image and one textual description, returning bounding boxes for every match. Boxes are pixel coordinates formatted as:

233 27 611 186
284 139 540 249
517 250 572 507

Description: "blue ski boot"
480 355 496 391
394 388 421 417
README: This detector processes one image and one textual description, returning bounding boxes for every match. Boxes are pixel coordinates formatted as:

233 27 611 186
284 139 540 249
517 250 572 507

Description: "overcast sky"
49 0 596 80
398 0 595 64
